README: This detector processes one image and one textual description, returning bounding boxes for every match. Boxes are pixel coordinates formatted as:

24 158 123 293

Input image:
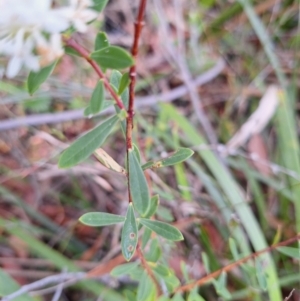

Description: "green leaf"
121 204 138 261
84 105 92 117
59 114 119 168
0 268 34 301
172 293 185 301
128 149 150 216
139 219 183 241
79 212 125 227
142 227 152 249
90 80 105 114
152 264 170 277
111 262 139 277
118 72 130 95
92 0 109 12
188 290 206 301
27 61 57 95
110 70 129 135
137 271 157 301
145 195 160 218
144 238 161 262
91 46 134 70
158 297 171 301
95 32 110 50
277 246 300 259
133 143 141 163
255 258 267 291
153 148 194 168
94 148 126 174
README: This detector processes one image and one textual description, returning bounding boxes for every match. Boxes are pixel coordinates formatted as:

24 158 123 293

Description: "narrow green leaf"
188 290 206 301
0 268 34 301
158 297 171 301
152 264 170 277
83 105 92 117
110 70 128 135
91 46 134 70
154 148 194 168
128 149 150 216
111 262 139 277
277 246 300 259
142 227 152 249
59 114 119 168
95 32 110 50
121 204 138 261
133 143 141 163
144 238 161 262
255 259 267 291
137 271 156 301
142 161 154 170
27 61 57 95
118 72 130 95
145 195 160 218
142 148 194 170
92 0 109 12
90 80 105 114
139 219 183 241
79 212 125 227
94 148 126 174
172 293 185 301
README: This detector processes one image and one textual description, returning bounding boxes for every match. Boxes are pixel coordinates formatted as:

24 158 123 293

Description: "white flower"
0 0 98 78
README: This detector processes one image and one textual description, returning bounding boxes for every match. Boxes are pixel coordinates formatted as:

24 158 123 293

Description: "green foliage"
90 80 105 114
142 148 194 170
58 114 119 168
27 60 57 94
91 0 109 12
145 195 160 218
137 271 157 301
128 148 150 216
118 72 130 95
139 218 183 241
277 246 300 259
91 46 134 69
79 212 125 226
95 32 110 50
110 262 139 277
122 204 138 261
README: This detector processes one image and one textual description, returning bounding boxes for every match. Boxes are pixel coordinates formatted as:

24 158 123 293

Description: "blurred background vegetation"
0 0 300 300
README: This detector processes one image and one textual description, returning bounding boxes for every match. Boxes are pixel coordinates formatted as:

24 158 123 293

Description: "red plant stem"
126 0 147 204
175 233 300 293
63 37 125 111
136 244 162 295
126 0 147 151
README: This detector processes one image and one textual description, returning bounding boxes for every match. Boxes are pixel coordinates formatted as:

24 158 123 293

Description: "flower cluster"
0 0 97 78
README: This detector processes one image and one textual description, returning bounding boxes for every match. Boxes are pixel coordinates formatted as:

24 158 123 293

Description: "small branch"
63 37 125 111
126 0 147 203
2 272 85 301
126 0 147 151
175 233 300 293
136 244 162 295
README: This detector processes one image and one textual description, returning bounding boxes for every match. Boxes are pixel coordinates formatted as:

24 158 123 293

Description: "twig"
175 233 300 293
136 244 162 295
0 59 225 131
51 268 67 301
63 37 125 111
2 272 85 301
126 0 147 202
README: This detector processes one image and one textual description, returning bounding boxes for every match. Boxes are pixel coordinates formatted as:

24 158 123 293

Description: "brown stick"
175 233 300 293
126 0 147 204
136 244 162 295
63 37 125 111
